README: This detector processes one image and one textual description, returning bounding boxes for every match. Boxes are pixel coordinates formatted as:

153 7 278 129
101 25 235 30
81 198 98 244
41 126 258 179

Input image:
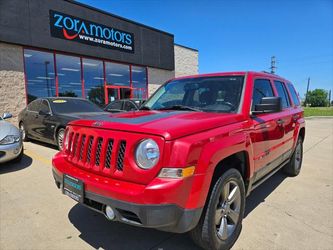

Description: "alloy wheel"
58 130 64 150
215 180 241 240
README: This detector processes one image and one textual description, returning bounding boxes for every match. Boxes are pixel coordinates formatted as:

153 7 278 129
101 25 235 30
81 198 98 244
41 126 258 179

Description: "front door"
250 78 285 182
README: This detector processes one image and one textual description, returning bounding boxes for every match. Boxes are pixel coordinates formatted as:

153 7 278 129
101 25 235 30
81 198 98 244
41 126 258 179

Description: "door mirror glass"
2 113 12 119
253 97 282 114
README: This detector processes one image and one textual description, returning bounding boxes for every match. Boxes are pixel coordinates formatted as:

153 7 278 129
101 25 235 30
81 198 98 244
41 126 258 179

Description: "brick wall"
0 42 26 126
174 44 199 77
147 67 175 96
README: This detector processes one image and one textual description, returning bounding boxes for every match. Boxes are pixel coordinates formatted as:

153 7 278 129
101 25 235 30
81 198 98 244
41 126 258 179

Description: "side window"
274 81 291 109
124 101 137 111
286 83 300 106
107 101 122 110
27 100 40 112
40 100 51 113
252 79 274 111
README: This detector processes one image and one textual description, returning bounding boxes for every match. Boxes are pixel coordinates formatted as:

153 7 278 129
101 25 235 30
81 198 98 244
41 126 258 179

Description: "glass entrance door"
106 88 119 104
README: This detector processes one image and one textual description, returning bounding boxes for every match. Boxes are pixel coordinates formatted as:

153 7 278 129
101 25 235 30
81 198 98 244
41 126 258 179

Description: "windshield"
50 99 103 114
143 76 244 113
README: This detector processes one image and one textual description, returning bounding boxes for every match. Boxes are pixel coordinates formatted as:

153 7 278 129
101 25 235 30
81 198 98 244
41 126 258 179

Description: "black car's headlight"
135 139 160 169
0 135 20 145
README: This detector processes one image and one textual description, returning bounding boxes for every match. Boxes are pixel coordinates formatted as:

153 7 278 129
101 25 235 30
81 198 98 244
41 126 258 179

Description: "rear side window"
274 81 290 109
107 101 123 110
286 83 300 106
252 79 274 111
124 101 137 111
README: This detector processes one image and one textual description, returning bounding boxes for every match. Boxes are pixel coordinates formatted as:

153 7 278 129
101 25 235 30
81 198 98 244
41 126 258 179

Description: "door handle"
276 119 284 126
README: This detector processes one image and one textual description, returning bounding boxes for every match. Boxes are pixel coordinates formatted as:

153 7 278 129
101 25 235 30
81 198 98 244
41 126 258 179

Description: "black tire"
190 168 245 250
19 122 28 142
283 137 303 177
57 128 65 151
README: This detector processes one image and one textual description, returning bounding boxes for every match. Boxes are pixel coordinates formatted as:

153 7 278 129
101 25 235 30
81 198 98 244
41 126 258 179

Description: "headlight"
0 135 20 145
135 139 160 169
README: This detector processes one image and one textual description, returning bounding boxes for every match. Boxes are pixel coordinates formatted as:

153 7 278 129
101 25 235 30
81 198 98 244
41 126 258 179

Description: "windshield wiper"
139 105 151 110
157 105 202 112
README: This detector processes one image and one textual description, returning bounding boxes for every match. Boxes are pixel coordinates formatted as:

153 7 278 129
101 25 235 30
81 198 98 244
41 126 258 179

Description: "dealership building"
0 0 198 124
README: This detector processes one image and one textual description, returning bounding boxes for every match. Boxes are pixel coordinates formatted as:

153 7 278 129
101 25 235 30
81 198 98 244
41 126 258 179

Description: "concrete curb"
305 116 333 120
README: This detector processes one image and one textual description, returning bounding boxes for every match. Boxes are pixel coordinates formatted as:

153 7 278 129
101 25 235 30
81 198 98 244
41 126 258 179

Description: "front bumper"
53 169 202 233
0 141 23 163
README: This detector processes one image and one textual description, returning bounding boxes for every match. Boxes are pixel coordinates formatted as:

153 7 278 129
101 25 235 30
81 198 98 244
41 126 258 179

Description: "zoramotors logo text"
49 10 134 53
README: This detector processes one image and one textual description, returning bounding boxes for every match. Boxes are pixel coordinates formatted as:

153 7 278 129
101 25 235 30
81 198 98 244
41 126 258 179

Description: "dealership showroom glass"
0 0 198 123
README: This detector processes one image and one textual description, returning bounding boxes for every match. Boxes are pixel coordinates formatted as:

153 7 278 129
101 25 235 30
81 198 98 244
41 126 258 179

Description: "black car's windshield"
143 76 244 113
50 99 103 114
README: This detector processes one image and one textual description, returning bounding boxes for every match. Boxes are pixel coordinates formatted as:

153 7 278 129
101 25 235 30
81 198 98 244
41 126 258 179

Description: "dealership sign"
49 10 134 53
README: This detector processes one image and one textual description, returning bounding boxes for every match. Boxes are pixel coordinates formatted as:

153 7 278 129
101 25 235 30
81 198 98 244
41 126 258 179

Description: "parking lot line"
24 148 52 166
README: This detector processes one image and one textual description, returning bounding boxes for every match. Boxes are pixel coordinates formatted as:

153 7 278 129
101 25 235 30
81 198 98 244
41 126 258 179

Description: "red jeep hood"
69 111 244 140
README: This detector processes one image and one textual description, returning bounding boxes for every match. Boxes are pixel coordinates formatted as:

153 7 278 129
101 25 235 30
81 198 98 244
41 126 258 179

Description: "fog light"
13 147 20 154
104 205 115 220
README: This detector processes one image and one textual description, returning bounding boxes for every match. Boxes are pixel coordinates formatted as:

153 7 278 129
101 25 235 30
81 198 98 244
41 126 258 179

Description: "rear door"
273 80 294 159
251 78 285 181
286 82 303 151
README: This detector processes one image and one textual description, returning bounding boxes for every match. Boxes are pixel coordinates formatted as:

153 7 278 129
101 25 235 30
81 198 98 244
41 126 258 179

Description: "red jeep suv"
52 72 305 250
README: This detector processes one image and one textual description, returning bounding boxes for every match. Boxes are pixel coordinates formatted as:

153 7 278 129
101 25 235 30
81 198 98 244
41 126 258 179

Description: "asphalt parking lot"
1 118 332 250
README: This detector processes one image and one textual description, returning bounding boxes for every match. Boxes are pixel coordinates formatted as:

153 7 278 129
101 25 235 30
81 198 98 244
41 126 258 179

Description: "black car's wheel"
283 137 303 177
190 168 245 250
57 128 65 151
19 122 28 142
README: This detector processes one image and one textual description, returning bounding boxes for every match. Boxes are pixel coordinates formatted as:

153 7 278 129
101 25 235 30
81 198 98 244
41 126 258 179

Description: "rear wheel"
190 168 245 250
283 137 303 176
19 122 28 142
57 128 65 151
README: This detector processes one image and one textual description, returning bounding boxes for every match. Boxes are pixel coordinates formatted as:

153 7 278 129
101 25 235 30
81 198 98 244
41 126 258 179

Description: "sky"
78 0 333 98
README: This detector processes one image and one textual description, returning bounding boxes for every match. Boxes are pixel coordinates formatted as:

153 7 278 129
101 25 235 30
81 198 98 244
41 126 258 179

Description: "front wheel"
19 122 28 142
57 128 65 151
190 168 245 250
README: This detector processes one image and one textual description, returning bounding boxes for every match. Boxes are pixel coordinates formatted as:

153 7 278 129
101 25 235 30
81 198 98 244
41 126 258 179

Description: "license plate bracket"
63 174 84 203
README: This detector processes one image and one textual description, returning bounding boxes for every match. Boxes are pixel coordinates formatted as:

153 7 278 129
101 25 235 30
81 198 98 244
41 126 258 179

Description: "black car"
18 97 107 150
104 98 145 113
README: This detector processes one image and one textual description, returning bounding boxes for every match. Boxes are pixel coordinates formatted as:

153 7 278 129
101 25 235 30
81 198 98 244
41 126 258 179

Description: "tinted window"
83 59 104 107
124 101 137 111
252 79 274 110
274 81 290 108
41 100 50 113
27 100 40 112
50 99 102 114
105 62 130 86
56 54 82 98
144 76 244 113
106 101 123 110
24 49 56 103
287 83 300 106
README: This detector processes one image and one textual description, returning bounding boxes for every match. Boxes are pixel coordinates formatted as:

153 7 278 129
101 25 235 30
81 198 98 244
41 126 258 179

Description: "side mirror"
2 113 12 119
253 97 282 114
39 110 51 116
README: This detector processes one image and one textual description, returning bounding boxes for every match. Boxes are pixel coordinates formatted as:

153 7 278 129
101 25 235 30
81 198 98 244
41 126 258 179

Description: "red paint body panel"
52 71 305 211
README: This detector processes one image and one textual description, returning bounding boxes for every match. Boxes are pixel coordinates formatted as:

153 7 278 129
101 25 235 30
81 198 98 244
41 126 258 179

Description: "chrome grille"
117 140 126 171
105 139 114 169
95 138 103 166
79 135 86 161
86 136 93 163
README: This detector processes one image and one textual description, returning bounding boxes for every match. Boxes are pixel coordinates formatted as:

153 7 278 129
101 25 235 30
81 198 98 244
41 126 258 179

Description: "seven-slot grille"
66 132 127 173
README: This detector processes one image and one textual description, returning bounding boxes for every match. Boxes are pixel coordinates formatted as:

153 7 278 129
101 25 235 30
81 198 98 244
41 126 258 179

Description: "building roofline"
65 0 174 37
174 43 198 52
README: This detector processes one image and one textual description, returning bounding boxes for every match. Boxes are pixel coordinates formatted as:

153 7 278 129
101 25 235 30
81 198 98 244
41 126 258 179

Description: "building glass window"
83 58 104 106
105 62 130 86
56 54 82 97
24 49 56 103
132 66 147 98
